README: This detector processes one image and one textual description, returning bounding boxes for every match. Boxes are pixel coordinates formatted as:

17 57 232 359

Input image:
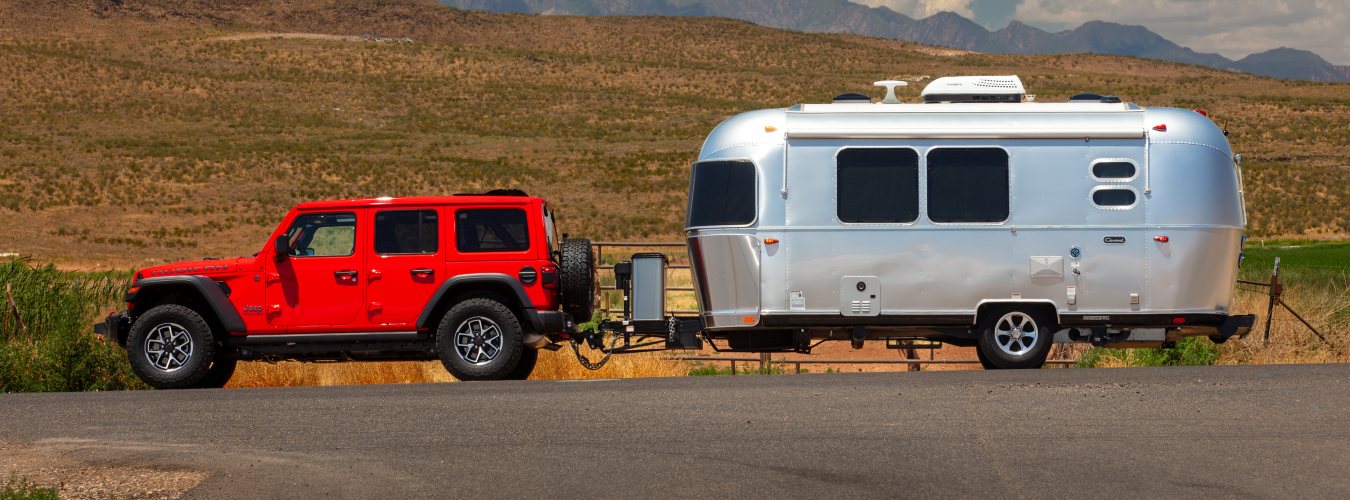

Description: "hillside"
0 0 1346 266
441 0 1350 82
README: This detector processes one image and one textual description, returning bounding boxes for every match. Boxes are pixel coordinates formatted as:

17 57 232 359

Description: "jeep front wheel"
436 298 525 381
127 304 217 389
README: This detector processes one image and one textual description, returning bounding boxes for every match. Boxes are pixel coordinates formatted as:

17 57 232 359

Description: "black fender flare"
416 273 536 330
127 276 247 333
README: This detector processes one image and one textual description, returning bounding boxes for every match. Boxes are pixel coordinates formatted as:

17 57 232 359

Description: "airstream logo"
1103 236 1127 244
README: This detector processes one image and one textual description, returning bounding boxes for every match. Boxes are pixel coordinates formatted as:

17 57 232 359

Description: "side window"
687 160 756 227
1092 160 1137 181
1092 187 1138 209
927 148 1009 223
837 148 919 223
456 208 530 253
283 212 356 257
375 210 438 255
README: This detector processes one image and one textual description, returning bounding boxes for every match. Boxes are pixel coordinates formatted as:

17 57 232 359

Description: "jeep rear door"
365 207 442 329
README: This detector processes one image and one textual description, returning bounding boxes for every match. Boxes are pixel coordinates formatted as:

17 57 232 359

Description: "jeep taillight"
541 265 558 290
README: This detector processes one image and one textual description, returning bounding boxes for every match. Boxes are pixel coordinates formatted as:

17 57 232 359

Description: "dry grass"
225 349 685 387
1217 285 1349 365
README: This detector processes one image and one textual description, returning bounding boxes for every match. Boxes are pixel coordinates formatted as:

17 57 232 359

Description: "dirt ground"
0 439 207 499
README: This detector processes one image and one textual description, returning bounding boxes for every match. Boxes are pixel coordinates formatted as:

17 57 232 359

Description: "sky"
850 0 1350 64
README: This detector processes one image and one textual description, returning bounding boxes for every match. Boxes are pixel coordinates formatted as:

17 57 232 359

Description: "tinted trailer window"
927 148 1009 223
837 148 919 223
687 160 756 227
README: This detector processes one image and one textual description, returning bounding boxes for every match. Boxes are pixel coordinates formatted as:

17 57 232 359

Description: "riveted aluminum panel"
687 233 761 329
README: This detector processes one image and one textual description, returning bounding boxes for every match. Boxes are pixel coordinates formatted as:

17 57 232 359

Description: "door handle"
334 270 358 281
411 268 435 277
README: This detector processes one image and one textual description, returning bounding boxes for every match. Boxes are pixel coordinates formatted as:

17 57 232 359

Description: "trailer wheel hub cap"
993 312 1039 357
454 316 502 365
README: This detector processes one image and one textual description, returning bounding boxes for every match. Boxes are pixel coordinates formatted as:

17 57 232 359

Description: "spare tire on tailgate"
559 238 595 321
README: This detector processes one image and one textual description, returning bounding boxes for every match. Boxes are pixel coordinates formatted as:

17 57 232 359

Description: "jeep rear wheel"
436 298 525 381
127 304 217 389
559 238 595 322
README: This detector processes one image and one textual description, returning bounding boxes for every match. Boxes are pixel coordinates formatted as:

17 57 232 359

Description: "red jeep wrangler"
95 192 595 388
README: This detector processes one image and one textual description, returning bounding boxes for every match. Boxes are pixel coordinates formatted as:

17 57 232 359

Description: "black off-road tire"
127 304 217 389
559 238 596 321
976 307 1056 370
436 298 525 381
506 348 539 380
194 356 238 389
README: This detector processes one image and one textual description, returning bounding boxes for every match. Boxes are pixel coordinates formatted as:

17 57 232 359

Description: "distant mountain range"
440 0 1350 82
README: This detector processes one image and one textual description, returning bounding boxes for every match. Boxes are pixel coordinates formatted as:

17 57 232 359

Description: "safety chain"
570 330 621 370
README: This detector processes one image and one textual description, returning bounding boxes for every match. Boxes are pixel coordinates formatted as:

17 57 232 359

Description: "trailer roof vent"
1070 93 1122 103
921 75 1025 103
833 92 872 104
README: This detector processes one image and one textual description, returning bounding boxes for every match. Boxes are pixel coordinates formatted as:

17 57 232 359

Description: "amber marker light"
764 125 778 132
742 316 756 324
763 238 779 245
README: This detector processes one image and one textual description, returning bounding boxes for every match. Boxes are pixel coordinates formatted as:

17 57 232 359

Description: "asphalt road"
3 364 1349 498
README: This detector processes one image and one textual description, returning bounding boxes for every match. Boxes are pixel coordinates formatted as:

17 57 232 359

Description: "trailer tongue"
569 253 702 370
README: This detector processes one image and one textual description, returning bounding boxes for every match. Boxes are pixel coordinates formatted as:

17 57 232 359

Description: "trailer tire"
437 298 524 381
559 238 595 321
977 307 1055 369
975 344 997 370
127 304 217 389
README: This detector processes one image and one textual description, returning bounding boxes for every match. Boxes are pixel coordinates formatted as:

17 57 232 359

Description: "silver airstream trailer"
682 76 1256 369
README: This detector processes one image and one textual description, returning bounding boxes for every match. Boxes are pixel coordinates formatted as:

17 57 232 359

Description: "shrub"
1076 337 1221 368
0 476 59 500
0 259 145 392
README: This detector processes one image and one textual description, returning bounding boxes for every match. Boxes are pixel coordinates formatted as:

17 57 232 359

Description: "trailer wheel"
559 238 595 321
976 308 1055 369
975 344 997 370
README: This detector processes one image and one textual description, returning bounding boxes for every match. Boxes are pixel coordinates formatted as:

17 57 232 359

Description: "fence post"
1262 257 1280 345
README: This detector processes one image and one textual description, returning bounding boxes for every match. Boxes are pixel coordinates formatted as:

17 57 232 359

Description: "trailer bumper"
1217 314 1256 339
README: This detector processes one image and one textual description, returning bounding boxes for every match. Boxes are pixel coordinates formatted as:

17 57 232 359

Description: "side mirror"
273 236 290 262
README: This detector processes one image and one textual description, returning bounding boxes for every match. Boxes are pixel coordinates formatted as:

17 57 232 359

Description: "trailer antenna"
873 80 908 104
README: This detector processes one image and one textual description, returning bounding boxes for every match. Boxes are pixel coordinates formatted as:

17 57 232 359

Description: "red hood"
137 257 250 280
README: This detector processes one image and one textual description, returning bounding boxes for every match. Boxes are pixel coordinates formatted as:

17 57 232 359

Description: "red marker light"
1154 236 1169 242
1194 109 1208 117
1152 124 1168 132
1172 317 1186 325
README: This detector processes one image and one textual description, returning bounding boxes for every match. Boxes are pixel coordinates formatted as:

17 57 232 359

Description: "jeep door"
268 210 365 330
365 207 442 329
